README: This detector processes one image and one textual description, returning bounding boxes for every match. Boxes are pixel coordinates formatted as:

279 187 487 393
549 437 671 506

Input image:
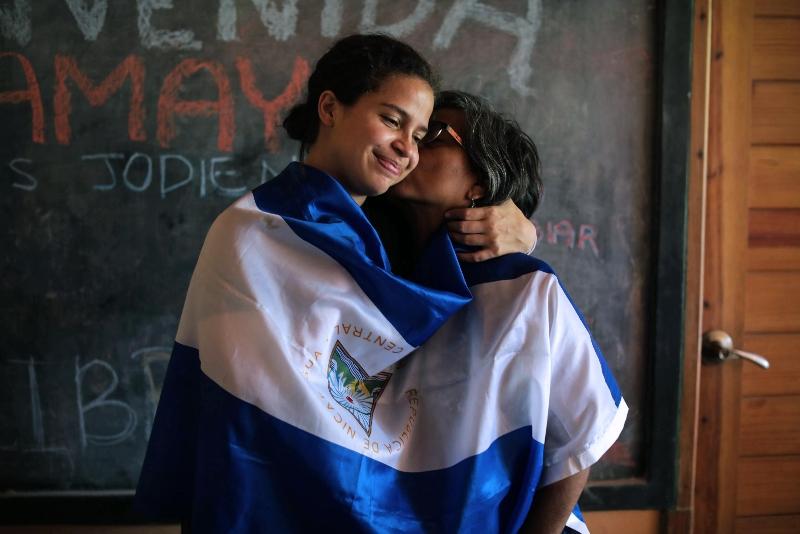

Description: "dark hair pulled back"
283 34 438 156
435 91 544 217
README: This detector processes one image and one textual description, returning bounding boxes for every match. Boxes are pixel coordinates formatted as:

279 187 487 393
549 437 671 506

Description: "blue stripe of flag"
251 162 471 347
136 342 545 533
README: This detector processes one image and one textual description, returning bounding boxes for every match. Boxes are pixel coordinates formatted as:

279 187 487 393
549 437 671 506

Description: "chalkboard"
0 0 691 519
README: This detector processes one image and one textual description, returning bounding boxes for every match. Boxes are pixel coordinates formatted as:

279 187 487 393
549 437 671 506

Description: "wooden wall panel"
748 208 800 246
737 456 800 515
747 246 800 270
733 0 800 531
754 0 800 16
740 395 800 455
584 511 660 534
744 272 800 332
753 18 800 80
736 514 800 534
742 334 800 396
752 82 800 144
749 146 800 208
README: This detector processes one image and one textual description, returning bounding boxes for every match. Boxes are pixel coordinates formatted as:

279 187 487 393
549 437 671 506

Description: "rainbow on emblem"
327 340 392 436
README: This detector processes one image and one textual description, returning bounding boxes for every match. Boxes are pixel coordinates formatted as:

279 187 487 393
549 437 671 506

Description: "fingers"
446 219 492 235
456 249 498 263
444 206 493 222
446 200 534 258
449 231 491 247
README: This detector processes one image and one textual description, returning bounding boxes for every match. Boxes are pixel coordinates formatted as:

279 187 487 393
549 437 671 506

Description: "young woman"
375 91 628 534
134 35 534 532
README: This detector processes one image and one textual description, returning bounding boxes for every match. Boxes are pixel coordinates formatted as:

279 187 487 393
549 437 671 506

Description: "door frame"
692 0 754 532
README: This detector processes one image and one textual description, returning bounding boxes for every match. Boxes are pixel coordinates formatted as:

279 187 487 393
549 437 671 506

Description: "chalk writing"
8 358 45 448
2 53 309 152
218 0 299 42
131 345 171 438
0 52 44 143
236 55 311 152
360 0 435 37
1 2 540 96
576 224 600 256
157 58 235 151
80 152 265 198
75 357 137 448
161 153 193 196
64 0 107 41
5 152 281 196
54 54 146 145
434 0 541 96
2 358 76 476
122 152 153 192
320 0 342 38
532 219 601 258
2 343 172 480
0 0 31 46
8 158 37 191
137 0 201 50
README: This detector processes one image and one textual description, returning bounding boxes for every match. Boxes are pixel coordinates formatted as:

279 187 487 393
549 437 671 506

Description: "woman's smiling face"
322 74 434 204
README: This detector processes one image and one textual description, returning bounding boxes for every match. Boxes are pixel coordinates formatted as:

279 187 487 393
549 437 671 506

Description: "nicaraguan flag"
134 162 472 529
134 162 626 533
442 255 628 533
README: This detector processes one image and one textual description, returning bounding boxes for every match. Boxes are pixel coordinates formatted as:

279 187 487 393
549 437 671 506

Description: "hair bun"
283 102 311 141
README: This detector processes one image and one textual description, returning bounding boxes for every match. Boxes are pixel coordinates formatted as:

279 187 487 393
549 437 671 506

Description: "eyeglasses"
420 120 464 147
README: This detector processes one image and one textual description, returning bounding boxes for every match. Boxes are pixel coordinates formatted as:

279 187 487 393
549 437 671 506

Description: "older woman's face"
389 108 482 210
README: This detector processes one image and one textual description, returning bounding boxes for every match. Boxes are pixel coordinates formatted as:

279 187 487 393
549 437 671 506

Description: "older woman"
366 91 628 534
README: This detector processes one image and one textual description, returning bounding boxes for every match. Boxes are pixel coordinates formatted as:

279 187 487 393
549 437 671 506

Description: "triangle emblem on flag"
327 340 392 436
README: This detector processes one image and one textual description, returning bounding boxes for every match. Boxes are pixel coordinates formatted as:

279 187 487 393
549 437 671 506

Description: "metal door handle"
702 330 770 369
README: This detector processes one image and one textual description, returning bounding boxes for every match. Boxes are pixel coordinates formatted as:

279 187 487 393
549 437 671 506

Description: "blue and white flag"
135 162 626 533
447 255 627 534
134 162 472 528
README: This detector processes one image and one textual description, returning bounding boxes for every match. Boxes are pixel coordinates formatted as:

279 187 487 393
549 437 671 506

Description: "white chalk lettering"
0 0 31 46
159 153 193 198
216 0 237 41
2 359 76 475
137 0 202 50
260 159 278 183
83 153 123 191
8 358 45 448
9 158 37 191
320 0 342 37
218 0 298 42
75 357 137 448
199 158 208 197
130 346 171 438
122 151 153 192
209 156 246 197
64 0 107 41
76 152 290 198
434 0 541 96
359 0 434 37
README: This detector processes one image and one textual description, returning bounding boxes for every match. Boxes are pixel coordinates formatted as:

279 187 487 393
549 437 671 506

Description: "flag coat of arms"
134 162 626 533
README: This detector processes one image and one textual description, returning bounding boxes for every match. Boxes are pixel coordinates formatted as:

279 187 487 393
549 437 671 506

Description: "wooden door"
694 0 800 532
